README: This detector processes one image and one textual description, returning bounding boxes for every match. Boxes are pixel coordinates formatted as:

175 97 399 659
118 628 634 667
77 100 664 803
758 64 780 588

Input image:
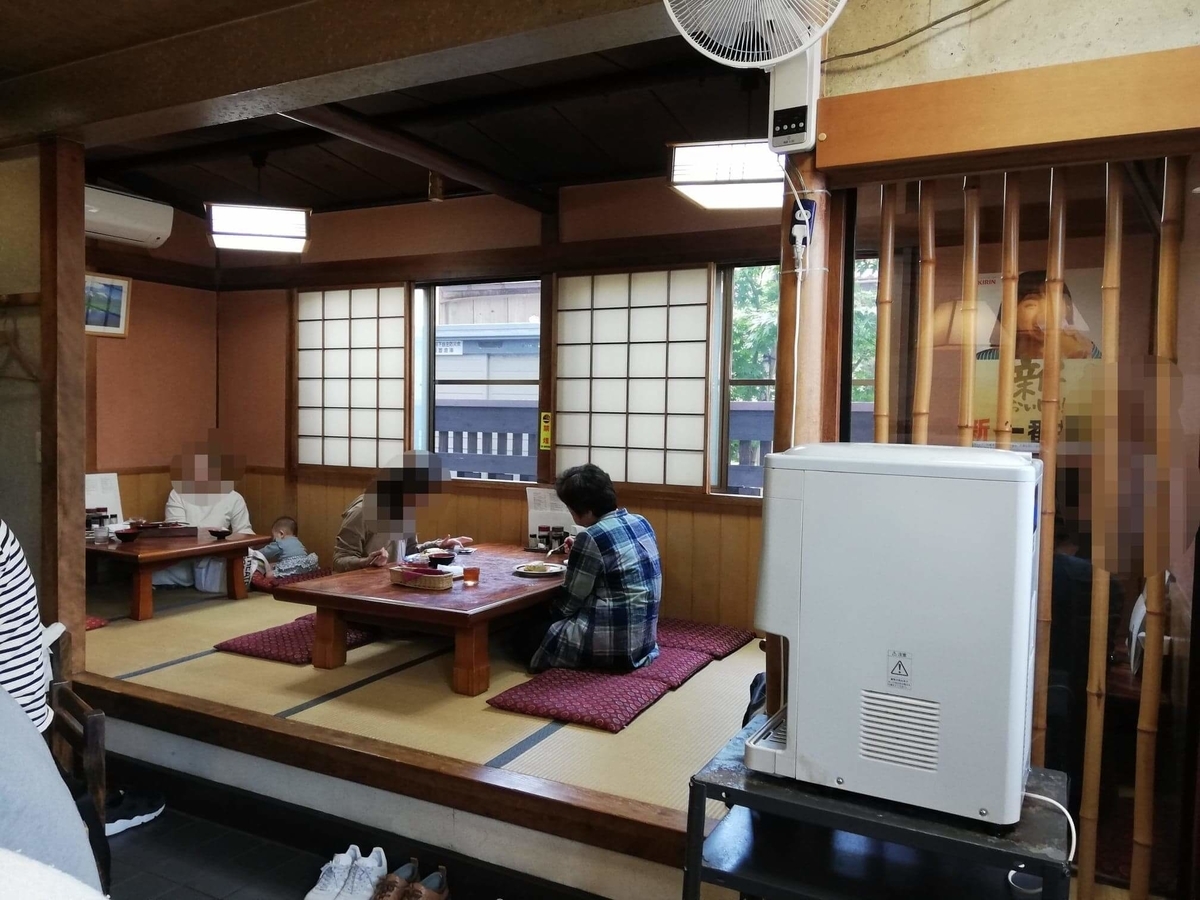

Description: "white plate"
513 562 566 577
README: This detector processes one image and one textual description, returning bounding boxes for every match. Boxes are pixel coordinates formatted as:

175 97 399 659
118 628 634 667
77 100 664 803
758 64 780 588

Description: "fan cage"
662 0 848 69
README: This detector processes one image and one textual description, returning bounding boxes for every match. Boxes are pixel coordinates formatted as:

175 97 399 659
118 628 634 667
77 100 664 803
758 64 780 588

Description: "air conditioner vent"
859 690 939 772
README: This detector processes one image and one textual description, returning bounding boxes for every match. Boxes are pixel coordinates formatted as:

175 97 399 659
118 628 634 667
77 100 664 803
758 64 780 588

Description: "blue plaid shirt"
531 509 662 671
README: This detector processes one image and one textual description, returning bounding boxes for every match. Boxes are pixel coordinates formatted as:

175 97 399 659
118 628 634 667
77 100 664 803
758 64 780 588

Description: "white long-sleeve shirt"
164 489 253 534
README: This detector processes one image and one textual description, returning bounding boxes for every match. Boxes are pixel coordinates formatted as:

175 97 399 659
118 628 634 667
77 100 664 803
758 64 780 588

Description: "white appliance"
768 48 821 153
745 443 1043 825
85 185 174 248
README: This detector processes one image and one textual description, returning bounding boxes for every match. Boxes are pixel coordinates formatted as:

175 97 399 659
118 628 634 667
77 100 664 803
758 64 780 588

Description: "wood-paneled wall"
100 468 762 629
294 474 762 630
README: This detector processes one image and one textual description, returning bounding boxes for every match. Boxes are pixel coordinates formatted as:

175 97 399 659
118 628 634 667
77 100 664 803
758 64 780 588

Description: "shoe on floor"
305 845 360 900
401 865 449 899
370 857 420 900
337 846 388 900
104 789 166 836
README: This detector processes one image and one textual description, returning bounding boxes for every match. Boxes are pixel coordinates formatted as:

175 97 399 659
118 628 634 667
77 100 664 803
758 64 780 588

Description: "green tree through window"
730 265 779 402
852 257 879 403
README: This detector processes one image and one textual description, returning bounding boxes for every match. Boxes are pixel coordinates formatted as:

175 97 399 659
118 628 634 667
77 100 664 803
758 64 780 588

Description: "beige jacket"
333 495 422 572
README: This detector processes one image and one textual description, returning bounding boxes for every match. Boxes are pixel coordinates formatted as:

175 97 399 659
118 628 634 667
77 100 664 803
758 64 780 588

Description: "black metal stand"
683 717 1072 900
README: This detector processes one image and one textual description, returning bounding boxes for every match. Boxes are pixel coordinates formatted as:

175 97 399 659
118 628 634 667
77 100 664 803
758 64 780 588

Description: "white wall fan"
662 0 848 152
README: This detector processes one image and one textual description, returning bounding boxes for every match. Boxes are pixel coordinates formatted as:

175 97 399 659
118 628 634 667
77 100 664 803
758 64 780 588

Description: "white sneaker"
336 846 387 899
305 845 360 900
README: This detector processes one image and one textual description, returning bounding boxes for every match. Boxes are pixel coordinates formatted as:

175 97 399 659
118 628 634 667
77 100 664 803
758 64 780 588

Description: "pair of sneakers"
306 845 388 900
371 858 449 900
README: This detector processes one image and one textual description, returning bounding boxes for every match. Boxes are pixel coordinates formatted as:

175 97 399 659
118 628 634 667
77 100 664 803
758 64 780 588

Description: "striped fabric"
0 520 51 732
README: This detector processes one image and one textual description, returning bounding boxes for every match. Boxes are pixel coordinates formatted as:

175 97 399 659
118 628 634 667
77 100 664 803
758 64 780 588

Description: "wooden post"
995 174 1021 450
766 154 801 717
874 184 897 444
39 138 86 676
1077 164 1123 900
958 177 981 447
1032 168 1067 767
1130 155 1187 900
912 181 936 445
795 154 828 446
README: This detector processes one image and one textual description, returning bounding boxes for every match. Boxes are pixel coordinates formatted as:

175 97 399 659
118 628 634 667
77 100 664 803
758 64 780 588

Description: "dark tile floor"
109 808 325 900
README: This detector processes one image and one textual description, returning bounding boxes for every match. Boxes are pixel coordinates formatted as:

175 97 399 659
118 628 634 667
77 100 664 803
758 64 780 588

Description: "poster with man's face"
970 268 1102 453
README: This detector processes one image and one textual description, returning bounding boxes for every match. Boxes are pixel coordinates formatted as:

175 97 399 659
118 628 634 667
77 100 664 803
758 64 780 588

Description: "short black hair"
272 516 298 536
555 464 617 518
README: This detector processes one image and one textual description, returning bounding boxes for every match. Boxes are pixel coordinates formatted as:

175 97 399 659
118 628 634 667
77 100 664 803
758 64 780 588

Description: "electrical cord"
1024 791 1077 862
823 0 1012 65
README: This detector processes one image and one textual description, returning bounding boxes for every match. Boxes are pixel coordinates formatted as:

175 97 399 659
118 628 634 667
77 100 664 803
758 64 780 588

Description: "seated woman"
152 438 252 593
333 452 472 572
528 464 661 672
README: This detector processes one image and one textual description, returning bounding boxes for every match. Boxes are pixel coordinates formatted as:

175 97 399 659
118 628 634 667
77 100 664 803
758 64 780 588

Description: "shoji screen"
555 269 709 486
297 286 406 468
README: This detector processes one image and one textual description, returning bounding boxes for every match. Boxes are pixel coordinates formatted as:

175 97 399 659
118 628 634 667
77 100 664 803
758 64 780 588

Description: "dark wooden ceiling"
86 38 769 216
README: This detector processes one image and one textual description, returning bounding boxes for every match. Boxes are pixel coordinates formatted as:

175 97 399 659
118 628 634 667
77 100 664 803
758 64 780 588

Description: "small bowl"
114 529 140 543
208 528 232 541
427 551 456 568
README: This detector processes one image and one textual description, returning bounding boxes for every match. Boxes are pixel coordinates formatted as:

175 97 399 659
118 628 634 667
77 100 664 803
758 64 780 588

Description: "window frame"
713 261 781 496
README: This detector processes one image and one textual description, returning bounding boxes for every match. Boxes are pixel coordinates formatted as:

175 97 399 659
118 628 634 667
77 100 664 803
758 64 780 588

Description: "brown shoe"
371 858 420 900
400 865 449 899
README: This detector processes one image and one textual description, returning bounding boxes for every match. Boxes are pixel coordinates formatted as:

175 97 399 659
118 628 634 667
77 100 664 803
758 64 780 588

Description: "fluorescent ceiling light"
670 140 784 210
207 203 309 253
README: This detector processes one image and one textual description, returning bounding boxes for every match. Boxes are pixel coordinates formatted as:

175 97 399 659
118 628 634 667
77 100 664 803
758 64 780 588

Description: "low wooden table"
272 543 565 695
85 532 271 621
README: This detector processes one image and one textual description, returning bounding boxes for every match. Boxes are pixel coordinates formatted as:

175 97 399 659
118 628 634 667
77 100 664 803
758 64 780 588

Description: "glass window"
433 281 541 481
850 257 880 442
720 264 779 496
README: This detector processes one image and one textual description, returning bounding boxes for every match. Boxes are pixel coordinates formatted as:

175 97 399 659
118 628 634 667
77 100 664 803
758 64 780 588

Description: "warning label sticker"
887 650 913 691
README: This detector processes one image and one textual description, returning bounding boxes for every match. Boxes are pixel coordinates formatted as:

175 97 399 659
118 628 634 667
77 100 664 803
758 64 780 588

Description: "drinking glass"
463 566 480 586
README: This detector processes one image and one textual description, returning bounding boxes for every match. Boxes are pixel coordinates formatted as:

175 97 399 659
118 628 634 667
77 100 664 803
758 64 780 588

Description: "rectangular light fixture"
670 140 784 210
207 203 310 253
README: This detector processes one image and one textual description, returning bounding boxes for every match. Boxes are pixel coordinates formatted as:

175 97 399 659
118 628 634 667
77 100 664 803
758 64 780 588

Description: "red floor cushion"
85 616 108 631
627 646 713 689
488 667 669 733
656 617 754 659
250 567 332 593
214 613 375 664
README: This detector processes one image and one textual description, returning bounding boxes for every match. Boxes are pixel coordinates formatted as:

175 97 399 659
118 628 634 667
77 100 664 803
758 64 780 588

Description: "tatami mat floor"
86 590 766 813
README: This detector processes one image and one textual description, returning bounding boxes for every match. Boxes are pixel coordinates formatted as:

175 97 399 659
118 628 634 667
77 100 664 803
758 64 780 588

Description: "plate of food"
513 561 566 577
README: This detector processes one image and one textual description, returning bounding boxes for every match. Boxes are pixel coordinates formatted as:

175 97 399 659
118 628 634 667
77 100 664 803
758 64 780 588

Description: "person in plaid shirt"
529 464 662 671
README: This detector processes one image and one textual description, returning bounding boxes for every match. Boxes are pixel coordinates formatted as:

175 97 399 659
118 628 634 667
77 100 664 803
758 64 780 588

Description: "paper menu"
526 487 577 541
85 473 124 523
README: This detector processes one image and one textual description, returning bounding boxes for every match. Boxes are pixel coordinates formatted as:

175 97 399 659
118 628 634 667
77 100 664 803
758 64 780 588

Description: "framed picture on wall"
85 273 132 337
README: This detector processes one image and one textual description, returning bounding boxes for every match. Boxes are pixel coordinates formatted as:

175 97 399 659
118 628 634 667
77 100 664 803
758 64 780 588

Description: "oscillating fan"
663 0 847 151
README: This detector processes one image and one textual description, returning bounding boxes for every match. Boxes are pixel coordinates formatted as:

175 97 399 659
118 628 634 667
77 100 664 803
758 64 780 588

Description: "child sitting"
255 516 319 580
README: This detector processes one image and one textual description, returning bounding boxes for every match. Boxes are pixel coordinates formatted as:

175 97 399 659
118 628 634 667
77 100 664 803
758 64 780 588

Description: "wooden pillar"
794 155 829 446
1130 155 1187 900
874 184 897 444
957 177 981 447
995 174 1021 450
772 155 801 458
1077 164 1124 900
912 181 936 445
821 192 847 443
537 270 556 484
39 138 86 676
1032 168 1067 767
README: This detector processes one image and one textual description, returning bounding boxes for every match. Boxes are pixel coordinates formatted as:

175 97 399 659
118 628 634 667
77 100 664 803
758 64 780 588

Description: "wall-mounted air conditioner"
84 185 174 249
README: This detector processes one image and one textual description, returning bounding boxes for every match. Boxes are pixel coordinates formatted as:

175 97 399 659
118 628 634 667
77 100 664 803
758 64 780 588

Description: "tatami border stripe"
118 649 218 681
274 644 453 719
485 721 566 769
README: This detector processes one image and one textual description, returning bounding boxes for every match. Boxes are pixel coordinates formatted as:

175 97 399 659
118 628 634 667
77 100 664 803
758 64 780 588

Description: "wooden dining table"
272 543 566 696
85 531 271 621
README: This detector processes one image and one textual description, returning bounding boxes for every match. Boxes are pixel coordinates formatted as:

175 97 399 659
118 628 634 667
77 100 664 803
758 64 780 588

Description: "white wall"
824 0 1200 96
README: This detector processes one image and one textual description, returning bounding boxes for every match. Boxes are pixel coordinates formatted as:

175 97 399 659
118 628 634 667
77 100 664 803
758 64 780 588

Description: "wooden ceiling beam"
281 104 556 213
86 59 730 179
0 0 672 149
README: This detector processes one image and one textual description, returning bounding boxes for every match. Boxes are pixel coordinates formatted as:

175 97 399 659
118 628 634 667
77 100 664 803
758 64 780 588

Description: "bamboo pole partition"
995 174 1021 450
957 177 981 447
795 154 829 446
912 180 936 444
874 184 898 444
1129 155 1186 900
1032 168 1067 767
1076 165 1124 900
